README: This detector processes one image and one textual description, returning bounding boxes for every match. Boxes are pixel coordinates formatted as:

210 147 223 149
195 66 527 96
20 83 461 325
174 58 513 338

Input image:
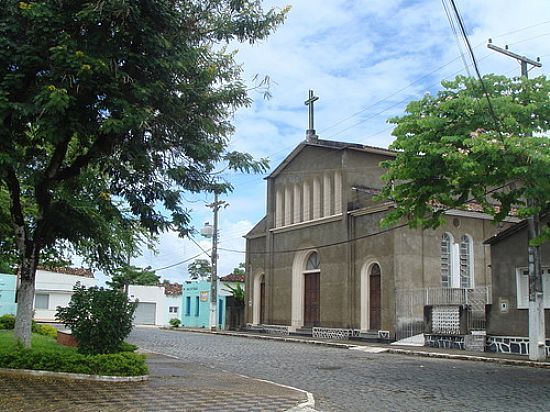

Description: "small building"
127 284 170 326
162 280 183 324
182 279 226 329
0 273 17 316
485 219 550 356
220 273 246 331
34 267 98 322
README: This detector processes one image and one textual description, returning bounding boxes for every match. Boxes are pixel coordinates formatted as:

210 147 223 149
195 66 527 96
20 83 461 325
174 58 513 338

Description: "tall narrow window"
441 233 452 288
195 296 200 316
460 235 473 288
185 296 191 316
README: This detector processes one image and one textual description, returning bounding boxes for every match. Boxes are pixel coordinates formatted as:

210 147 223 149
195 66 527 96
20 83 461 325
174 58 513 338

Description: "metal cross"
304 89 319 133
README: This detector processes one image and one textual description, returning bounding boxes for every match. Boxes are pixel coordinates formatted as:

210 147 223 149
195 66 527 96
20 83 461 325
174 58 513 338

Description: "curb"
385 348 550 369
0 367 149 382
166 327 550 369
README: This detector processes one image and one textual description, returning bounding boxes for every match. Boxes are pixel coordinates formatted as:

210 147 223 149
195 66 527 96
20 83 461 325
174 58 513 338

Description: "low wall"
57 331 78 347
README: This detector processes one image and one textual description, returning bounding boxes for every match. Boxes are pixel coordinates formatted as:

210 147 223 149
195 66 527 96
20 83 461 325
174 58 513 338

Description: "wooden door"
369 264 381 330
259 279 265 324
304 272 320 327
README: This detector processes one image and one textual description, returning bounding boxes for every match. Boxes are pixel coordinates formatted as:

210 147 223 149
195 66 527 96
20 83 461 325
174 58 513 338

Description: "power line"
448 0 503 138
152 251 207 272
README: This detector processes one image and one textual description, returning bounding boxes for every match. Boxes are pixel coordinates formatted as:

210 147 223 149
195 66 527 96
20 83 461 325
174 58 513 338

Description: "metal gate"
134 302 157 325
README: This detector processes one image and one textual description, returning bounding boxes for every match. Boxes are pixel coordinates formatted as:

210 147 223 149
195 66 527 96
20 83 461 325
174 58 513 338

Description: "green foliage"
1 0 286 346
232 262 245 275
224 282 245 305
118 341 138 353
107 264 160 290
0 331 147 376
188 259 212 280
381 74 550 243
0 314 15 329
32 323 58 338
169 318 181 328
0 0 285 274
56 286 136 355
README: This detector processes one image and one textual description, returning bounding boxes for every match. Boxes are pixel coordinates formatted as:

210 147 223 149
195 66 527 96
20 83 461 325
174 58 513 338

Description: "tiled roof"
37 266 95 278
161 280 183 296
219 273 245 282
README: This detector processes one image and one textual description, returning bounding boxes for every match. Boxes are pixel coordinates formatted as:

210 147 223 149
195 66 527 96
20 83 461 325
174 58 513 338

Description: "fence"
395 286 491 340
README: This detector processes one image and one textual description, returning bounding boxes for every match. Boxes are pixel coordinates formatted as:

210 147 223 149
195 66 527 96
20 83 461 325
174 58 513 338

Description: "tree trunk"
14 258 37 347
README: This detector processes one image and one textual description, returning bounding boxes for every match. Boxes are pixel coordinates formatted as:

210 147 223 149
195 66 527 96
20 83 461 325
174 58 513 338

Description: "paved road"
129 328 550 411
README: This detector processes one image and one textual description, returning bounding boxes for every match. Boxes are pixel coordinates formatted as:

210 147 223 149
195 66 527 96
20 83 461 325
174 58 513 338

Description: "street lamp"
201 192 225 331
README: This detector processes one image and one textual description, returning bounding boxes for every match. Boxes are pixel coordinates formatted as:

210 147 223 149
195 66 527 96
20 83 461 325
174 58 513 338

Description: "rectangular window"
195 296 200 316
35 293 49 310
516 267 550 309
185 296 191 316
169 306 178 314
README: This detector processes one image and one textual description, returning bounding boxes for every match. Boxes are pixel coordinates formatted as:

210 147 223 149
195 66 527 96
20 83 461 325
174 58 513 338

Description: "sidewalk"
0 352 310 411
170 327 550 369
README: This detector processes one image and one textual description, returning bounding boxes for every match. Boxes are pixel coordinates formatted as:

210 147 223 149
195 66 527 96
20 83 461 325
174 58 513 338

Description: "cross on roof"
304 89 319 137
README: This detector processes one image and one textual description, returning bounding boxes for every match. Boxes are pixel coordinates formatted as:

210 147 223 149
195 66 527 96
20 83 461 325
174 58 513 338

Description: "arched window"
306 252 320 271
441 233 452 288
460 235 473 288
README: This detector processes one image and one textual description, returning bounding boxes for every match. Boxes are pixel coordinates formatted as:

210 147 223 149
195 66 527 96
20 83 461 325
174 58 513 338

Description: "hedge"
0 347 147 376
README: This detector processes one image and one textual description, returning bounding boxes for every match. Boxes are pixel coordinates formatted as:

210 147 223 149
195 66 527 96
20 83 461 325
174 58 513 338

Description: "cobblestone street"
129 328 550 412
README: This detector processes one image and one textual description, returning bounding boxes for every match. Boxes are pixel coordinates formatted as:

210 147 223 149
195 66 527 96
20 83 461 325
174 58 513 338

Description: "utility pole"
202 192 225 331
487 39 545 361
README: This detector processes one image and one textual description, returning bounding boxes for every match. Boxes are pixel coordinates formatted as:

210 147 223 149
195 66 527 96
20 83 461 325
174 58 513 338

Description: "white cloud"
82 1 550 283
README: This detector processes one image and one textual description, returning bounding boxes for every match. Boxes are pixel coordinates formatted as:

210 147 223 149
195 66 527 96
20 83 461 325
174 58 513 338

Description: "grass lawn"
0 330 76 354
0 330 148 376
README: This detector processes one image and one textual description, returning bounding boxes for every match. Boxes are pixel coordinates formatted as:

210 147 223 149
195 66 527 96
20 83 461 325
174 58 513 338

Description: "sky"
101 0 550 285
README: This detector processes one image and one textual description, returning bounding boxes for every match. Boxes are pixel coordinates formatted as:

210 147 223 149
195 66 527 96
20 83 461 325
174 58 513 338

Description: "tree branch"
53 134 115 182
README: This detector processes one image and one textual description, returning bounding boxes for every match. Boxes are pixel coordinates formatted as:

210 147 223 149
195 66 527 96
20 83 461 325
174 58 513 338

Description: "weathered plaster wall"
487 226 550 337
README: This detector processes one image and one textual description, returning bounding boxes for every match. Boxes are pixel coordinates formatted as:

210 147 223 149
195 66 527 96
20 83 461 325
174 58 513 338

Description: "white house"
128 285 167 326
34 267 98 322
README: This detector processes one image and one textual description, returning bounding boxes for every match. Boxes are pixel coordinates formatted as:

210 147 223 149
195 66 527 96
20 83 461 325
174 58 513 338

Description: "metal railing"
395 286 491 340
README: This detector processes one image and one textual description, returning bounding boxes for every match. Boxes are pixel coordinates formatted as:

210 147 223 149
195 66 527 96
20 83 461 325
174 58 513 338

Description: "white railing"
425 286 492 306
395 286 491 339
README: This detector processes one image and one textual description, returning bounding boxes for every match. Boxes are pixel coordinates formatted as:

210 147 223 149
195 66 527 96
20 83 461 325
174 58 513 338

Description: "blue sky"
126 0 550 285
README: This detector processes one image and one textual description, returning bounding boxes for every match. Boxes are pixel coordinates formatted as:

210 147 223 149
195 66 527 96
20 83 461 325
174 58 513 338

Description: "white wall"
128 285 167 326
165 295 182 323
34 270 98 322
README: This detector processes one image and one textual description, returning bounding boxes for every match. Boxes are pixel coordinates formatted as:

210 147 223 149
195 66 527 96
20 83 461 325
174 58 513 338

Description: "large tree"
0 0 287 346
381 74 550 359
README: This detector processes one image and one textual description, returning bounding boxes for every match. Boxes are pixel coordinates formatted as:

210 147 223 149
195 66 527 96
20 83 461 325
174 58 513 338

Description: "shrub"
32 323 58 338
0 346 147 376
119 342 138 353
169 318 181 328
0 314 15 330
56 286 137 355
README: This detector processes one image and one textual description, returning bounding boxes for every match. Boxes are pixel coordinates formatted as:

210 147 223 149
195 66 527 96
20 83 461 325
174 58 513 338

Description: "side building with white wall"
128 285 167 326
34 267 98 322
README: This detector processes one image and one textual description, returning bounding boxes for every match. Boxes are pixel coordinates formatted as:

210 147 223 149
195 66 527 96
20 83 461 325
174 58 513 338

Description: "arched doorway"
360 261 382 331
369 263 381 330
303 252 320 327
260 275 266 324
253 272 265 325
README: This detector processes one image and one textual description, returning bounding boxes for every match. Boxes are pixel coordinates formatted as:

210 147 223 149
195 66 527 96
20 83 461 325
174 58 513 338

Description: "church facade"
244 136 513 340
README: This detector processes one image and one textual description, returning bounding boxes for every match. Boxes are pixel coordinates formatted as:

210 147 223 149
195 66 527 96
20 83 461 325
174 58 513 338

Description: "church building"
244 92 514 343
